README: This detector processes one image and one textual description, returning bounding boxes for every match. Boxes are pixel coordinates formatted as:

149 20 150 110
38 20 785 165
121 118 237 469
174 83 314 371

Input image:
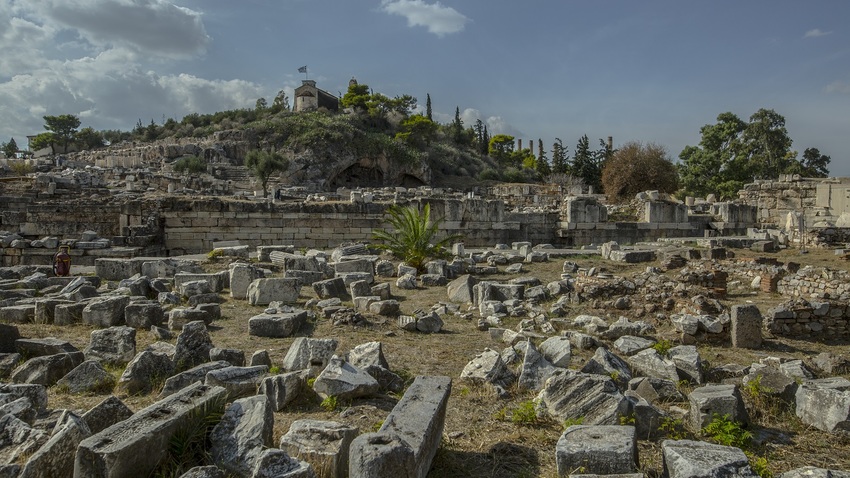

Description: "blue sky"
1 0 848 175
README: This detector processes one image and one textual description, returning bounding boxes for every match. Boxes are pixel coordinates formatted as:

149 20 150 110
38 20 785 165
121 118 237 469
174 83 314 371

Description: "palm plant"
372 203 462 272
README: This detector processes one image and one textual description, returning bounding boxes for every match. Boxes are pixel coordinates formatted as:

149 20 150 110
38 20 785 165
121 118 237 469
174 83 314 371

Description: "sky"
1 0 849 174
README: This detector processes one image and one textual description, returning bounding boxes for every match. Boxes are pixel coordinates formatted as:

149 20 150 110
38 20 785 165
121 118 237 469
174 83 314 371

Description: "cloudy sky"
1 1 849 174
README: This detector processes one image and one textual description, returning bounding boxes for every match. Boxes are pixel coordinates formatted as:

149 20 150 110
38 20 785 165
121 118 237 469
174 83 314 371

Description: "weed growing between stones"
320 395 338 412
659 417 687 440
748 453 774 478
701 414 752 448
152 396 225 478
562 417 584 429
510 400 538 426
651 338 673 356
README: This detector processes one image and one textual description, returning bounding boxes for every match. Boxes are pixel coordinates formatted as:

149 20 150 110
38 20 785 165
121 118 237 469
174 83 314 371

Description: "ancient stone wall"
777 266 850 301
765 298 850 337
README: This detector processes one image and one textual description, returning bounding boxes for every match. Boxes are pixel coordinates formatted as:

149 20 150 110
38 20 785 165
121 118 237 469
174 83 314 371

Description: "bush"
601 141 679 203
173 156 206 174
510 400 538 425
701 414 752 448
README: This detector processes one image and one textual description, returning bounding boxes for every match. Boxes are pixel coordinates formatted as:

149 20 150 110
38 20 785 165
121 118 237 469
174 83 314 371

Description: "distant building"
294 80 339 112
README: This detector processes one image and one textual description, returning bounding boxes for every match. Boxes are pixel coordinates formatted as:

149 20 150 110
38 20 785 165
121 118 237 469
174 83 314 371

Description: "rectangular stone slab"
74 382 227 478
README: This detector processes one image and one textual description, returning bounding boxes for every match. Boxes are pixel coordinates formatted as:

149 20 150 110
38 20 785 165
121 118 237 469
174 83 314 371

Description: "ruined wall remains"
765 298 850 337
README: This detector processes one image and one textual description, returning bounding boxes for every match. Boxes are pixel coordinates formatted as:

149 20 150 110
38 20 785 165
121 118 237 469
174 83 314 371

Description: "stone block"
349 376 451 478
0 305 35 324
661 439 757 478
687 384 748 432
249 311 306 338
795 377 850 432
14 337 78 357
159 361 231 398
124 302 164 329
205 365 269 400
10 352 84 386
313 278 348 300
174 272 228 293
248 278 301 305
282 337 338 376
259 372 306 412
556 425 637 475
279 419 358 478
54 303 88 326
74 383 228 478
82 296 130 327
230 263 264 300
537 370 631 425
731 304 763 349
210 395 274 478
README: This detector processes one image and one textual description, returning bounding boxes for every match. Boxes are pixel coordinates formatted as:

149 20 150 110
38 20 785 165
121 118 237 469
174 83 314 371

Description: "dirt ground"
16 246 850 477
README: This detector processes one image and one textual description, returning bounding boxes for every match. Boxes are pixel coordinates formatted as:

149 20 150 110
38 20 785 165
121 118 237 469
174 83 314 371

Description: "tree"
535 138 551 177
371 203 462 272
145 119 159 141
245 149 289 198
341 83 371 110
255 98 268 111
75 127 104 150
797 147 830 177
449 106 466 145
396 115 437 147
2 138 17 158
551 138 569 174
678 112 748 199
572 134 602 191
425 94 432 121
43 114 81 152
601 141 679 203
173 155 207 174
741 108 794 179
29 132 55 151
488 134 515 164
272 90 290 112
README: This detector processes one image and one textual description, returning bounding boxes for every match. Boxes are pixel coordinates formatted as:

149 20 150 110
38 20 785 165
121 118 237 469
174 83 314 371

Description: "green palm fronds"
372 203 462 272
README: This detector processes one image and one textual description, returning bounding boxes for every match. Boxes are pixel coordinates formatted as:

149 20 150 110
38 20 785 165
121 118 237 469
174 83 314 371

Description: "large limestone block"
313 356 379 401
82 296 130 327
95 258 141 281
731 304 763 349
159 361 231 398
538 336 572 368
74 383 228 478
627 349 680 383
795 377 850 432
174 272 228 293
0 325 20 353
10 352 84 386
249 311 307 338
248 278 301 305
84 326 136 366
0 305 35 324
14 337 77 357
536 370 631 425
0 414 47 466
205 365 269 400
123 302 164 329
556 425 637 476
517 340 557 392
347 342 390 370
580 347 632 390
116 350 175 395
661 439 757 478
230 263 264 300
56 360 115 394
81 396 134 435
19 411 91 478
210 395 274 478
279 420 357 478
260 372 307 412
460 348 515 388
282 338 338 376
173 321 214 372
312 278 348 300
687 384 748 432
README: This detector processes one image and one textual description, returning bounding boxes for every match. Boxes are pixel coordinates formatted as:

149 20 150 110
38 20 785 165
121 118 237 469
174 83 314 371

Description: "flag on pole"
298 65 307 73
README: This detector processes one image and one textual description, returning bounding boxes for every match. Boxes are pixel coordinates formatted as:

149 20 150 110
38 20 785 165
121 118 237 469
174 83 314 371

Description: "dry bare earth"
14 247 850 477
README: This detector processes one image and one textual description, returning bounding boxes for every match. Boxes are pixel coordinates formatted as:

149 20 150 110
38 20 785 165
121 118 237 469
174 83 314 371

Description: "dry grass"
9 246 850 476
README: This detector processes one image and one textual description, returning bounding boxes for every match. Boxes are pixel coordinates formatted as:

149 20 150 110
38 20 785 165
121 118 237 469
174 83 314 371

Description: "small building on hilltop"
294 80 339 112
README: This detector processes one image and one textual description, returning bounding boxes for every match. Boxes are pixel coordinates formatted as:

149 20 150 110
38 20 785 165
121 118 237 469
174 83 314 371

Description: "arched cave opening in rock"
328 164 385 189
399 174 426 188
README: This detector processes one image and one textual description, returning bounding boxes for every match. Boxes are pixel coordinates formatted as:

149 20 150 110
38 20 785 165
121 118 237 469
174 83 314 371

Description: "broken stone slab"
369 300 400 316
250 350 272 368
601 316 654 340
349 280 372 299
0 384 48 413
627 377 685 404
371 282 391 300
517 340 557 392
257 245 295 263
0 353 20 379
168 307 212 330
687 384 749 433
56 360 115 394
348 342 390 370
205 365 269 400
536 370 631 425
19 410 91 478
313 355 379 401
269 252 324 273
627 349 680 383
116 350 175 395
446 275 477 304
0 414 47 467
460 348 515 388
779 467 850 478
538 336 572 368
0 305 35 324
250 448 315 478
81 396 134 435
279 419 358 478
174 272 228 293
556 425 637 476
14 337 78 357
613 336 655 356
230 263 264 300
350 375 451 478
74 382 228 478
0 397 35 425
210 395 274 478
248 278 302 305
742 366 798 404
0 325 20 354
313 277 348 300
249 311 307 338
54 302 88 326
661 439 757 478
173 320 214 372
84 326 136 366
209 347 245 367
10 351 84 386
34 298 74 324
580 347 632 391
159 361 232 398
284 270 325 287
82 295 130 327
178 465 226 478
414 310 443 333
473 281 524 306
282 337 338 376
628 395 668 441
795 377 850 432
124 302 164 329
259 371 307 412
668 345 704 385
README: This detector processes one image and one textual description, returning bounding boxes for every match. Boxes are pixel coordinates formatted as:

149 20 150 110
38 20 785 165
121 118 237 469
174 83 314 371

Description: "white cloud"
380 0 469 37
459 108 523 137
31 0 210 57
804 28 833 38
824 80 850 94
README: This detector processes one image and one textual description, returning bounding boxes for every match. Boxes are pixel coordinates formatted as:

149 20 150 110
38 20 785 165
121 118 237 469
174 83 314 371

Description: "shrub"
601 141 678 203
173 155 206 174
510 400 538 425
701 414 752 448
372 203 462 272
651 339 673 356
320 395 338 412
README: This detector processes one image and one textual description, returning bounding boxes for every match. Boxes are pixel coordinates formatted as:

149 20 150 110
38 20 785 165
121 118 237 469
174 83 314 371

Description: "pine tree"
536 138 551 177
426 94 432 121
2 138 18 158
551 138 569 174
450 106 465 144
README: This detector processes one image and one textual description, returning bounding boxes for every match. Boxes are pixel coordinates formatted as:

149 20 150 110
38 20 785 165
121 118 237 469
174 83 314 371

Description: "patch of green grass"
651 338 673 356
320 395 338 412
510 400 538 426
268 365 280 375
562 417 584 429
660 417 687 440
306 377 316 388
